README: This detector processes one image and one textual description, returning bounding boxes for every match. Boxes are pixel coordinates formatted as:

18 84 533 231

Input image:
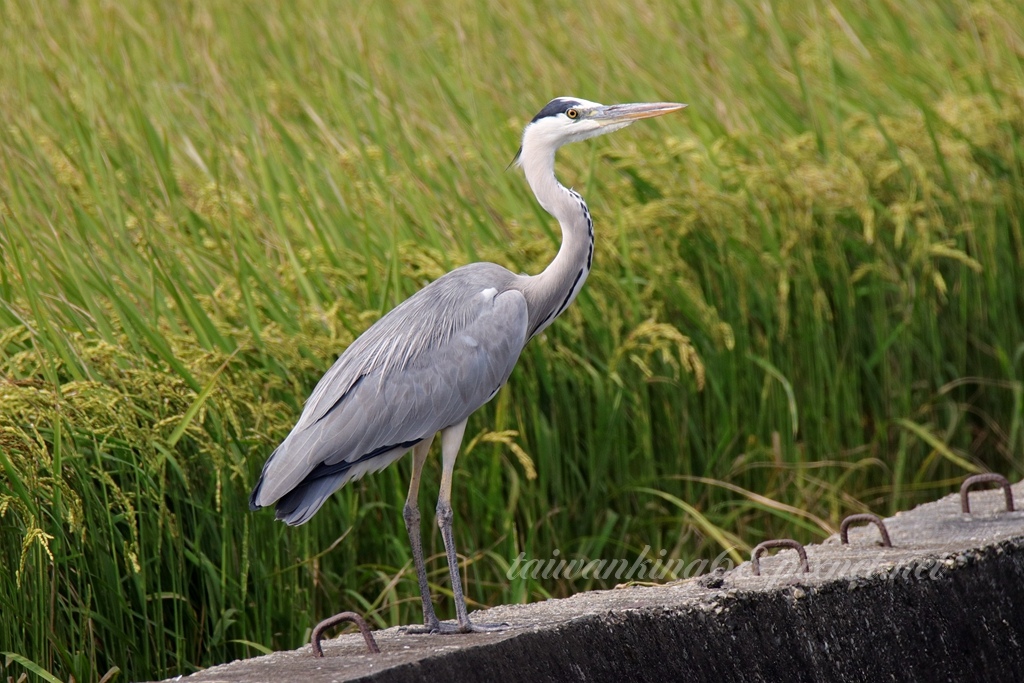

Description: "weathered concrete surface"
161 481 1024 683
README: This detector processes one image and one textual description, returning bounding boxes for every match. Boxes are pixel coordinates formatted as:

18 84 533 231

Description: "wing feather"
251 264 528 509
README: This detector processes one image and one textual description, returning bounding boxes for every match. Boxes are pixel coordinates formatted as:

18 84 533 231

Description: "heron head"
514 97 686 166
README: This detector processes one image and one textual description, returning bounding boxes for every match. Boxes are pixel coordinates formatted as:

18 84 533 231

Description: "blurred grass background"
1 0 1023 680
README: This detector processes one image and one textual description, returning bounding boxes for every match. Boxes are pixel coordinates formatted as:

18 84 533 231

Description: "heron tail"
248 443 349 525
269 474 346 526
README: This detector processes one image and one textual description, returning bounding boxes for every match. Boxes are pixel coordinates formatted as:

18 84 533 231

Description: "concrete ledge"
164 481 1024 683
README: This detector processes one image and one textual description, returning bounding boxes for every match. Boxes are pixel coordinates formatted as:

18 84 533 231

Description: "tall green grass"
1 0 1023 679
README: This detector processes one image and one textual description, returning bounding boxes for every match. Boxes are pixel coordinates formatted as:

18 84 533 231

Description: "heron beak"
590 102 687 125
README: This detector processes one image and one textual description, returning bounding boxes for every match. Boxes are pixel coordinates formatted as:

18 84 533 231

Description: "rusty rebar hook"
311 611 380 658
840 513 892 547
960 473 1015 514
751 539 809 577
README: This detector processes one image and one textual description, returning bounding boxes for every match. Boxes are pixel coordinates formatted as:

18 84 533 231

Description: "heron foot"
401 619 509 635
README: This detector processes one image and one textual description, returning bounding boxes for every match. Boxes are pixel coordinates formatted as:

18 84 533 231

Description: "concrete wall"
163 481 1024 683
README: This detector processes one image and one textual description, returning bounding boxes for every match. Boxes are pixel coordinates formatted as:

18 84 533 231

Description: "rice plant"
1 0 1022 680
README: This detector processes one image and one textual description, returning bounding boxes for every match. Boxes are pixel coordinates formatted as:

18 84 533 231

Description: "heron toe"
400 619 510 635
458 620 509 634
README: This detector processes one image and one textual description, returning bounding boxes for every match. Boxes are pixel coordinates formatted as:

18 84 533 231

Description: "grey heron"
250 97 686 634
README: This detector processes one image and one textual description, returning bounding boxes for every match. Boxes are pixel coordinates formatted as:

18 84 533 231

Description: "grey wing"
250 286 528 523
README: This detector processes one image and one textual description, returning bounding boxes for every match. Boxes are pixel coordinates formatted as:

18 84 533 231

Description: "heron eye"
566 108 579 120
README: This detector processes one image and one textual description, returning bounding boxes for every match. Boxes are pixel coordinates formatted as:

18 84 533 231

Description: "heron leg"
400 437 441 633
433 419 508 634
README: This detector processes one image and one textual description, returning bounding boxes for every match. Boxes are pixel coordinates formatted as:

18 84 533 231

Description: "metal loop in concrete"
961 473 1015 514
751 539 809 576
311 611 381 658
840 513 892 547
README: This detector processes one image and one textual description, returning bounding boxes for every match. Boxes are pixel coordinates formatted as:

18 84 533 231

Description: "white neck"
517 141 594 338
